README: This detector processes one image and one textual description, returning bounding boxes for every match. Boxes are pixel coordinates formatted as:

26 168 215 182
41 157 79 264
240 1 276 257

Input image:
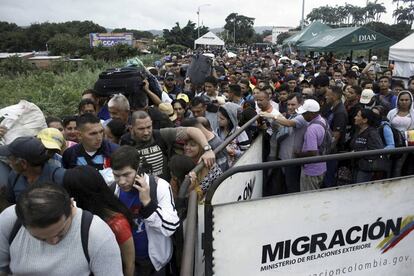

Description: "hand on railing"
199 150 215 169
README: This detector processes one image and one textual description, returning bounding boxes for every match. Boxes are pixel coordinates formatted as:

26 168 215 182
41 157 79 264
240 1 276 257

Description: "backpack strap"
149 175 158 205
81 210 94 264
51 167 60 183
8 218 22 245
309 119 327 130
8 210 93 272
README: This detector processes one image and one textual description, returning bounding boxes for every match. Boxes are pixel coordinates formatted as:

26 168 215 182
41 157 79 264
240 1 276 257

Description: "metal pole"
233 17 236 45
177 114 261 275
178 113 261 200
180 191 198 276
301 0 305 29
197 8 200 38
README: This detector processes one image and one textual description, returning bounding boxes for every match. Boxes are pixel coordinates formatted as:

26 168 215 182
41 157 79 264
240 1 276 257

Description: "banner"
89 33 133 47
211 177 414 275
211 133 263 205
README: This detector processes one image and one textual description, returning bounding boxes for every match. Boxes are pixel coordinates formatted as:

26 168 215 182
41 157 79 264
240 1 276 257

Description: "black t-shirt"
325 102 348 152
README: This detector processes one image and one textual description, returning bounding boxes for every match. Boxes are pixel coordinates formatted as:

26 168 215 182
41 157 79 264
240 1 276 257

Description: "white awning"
195 31 225 46
389 32 414 63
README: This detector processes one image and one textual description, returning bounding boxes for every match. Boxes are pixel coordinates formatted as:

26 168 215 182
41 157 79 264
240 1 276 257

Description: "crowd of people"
1 47 414 275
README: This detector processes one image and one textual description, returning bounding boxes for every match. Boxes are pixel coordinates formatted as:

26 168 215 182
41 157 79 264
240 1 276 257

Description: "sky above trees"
0 0 398 30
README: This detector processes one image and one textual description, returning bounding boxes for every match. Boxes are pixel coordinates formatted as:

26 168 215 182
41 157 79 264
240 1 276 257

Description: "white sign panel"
211 134 263 205
195 134 263 275
211 177 414 275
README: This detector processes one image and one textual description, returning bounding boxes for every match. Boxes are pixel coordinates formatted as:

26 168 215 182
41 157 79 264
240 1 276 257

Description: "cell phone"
136 160 145 178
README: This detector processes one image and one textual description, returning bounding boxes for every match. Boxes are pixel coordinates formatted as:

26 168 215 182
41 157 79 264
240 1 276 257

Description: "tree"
47 33 90 56
162 21 208 49
112 28 154 39
224 13 255 45
253 30 272 43
365 21 411 42
277 32 291 45
393 0 414 27
365 1 386 22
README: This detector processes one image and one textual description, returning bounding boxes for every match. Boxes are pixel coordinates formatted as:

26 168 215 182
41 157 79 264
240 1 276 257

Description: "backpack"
308 119 335 155
8 166 65 204
378 123 405 148
186 54 213 85
94 67 161 109
378 123 406 159
9 210 94 263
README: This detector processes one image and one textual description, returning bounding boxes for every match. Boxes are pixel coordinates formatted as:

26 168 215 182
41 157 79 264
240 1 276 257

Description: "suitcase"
94 67 162 109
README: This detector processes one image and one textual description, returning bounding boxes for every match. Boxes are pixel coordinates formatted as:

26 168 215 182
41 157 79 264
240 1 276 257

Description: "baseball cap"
296 99 320 114
37 128 66 151
312 74 330 87
351 65 359 72
360 89 375 104
158 103 177 121
0 136 48 165
176 93 189 103
165 72 175 80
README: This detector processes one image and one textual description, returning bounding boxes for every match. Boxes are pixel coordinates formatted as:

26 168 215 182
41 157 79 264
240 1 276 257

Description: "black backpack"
9 210 94 264
378 123 406 158
186 54 213 85
308 119 336 155
94 67 148 109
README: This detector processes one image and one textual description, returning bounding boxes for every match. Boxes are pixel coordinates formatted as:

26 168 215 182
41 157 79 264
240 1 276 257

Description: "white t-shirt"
0 206 123 276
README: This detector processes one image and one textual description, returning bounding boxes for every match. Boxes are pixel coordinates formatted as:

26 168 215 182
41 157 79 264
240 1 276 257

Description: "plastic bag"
0 100 47 145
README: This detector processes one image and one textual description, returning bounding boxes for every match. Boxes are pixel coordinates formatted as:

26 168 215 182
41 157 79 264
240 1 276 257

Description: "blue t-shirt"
119 189 149 259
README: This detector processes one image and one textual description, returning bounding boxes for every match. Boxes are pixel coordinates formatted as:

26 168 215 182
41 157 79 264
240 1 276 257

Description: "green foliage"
277 32 292 45
0 68 98 117
0 56 36 76
0 20 106 52
163 21 208 49
166 44 188 53
47 34 90 56
392 2 414 27
0 55 160 117
112 28 154 39
253 30 272 43
364 21 412 42
306 2 387 26
224 13 255 44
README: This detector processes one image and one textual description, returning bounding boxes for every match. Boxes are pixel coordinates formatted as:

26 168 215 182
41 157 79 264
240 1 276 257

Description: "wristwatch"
203 144 212 152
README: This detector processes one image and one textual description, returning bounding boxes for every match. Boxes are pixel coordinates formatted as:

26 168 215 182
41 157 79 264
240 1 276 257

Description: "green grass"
0 54 161 117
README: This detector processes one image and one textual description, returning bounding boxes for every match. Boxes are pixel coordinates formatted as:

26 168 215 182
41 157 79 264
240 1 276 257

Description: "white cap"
296 99 320 114
371 56 378 61
360 89 375 104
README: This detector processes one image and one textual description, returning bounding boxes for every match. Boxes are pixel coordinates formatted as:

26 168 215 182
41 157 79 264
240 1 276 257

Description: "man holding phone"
111 146 179 276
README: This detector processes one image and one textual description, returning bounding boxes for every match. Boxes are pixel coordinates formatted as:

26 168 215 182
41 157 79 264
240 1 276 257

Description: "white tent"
194 32 225 49
389 32 414 79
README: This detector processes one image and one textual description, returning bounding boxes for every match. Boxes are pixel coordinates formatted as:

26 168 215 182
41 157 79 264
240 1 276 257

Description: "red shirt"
106 213 132 245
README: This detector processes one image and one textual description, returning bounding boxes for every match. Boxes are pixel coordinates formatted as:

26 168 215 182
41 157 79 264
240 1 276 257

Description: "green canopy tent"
296 26 396 52
283 21 331 46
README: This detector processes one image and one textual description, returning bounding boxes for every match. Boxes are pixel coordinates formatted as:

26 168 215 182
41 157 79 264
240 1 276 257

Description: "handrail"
180 190 198 276
178 113 261 200
178 113 261 276
204 146 414 276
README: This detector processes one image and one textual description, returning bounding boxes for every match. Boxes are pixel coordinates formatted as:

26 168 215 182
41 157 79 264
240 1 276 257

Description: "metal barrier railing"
204 146 414 276
177 114 261 276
